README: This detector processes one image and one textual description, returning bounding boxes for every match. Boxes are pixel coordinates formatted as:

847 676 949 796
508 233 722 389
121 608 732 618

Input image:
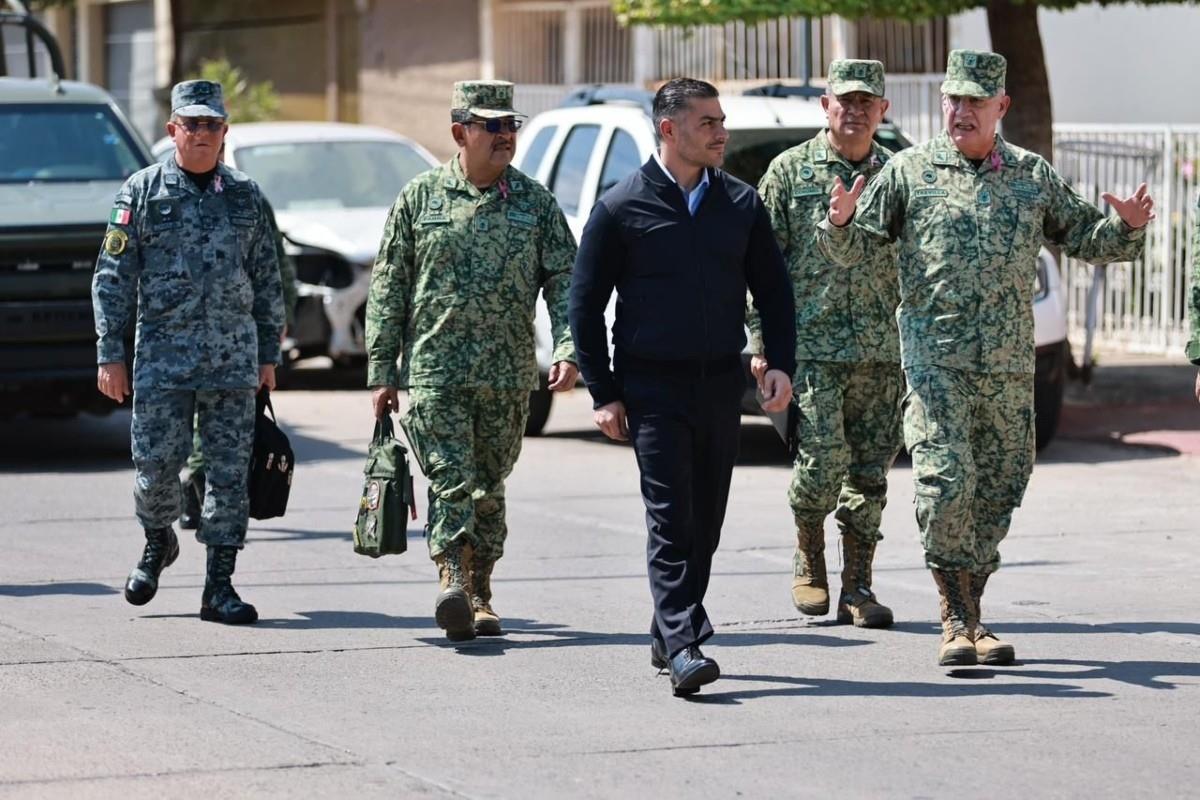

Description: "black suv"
0 9 151 417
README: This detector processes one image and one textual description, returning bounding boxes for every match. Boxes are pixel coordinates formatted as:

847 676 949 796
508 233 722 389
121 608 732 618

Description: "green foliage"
613 0 1183 26
190 58 280 124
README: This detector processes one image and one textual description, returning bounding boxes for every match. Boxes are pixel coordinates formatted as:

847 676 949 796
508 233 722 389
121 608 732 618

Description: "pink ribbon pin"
498 179 509 200
989 150 1003 172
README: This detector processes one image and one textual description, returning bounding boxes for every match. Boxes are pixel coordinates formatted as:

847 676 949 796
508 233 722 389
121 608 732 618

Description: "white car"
515 85 1070 447
153 122 439 366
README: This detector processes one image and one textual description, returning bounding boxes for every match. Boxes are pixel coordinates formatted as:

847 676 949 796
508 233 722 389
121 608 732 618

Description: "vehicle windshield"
0 103 146 183
235 140 432 211
722 125 913 186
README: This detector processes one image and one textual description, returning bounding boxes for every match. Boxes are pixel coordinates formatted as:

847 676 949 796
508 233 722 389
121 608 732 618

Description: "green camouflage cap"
941 49 1006 98
451 80 524 119
827 59 885 97
171 79 227 119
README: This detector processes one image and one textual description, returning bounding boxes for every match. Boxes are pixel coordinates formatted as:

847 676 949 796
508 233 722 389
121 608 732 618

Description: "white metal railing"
1052 124 1200 356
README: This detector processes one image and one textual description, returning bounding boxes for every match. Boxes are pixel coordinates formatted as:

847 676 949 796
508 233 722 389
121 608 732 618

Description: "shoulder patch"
109 207 132 225
103 229 129 256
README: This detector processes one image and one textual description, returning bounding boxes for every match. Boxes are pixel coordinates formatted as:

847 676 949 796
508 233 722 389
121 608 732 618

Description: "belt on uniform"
617 353 742 378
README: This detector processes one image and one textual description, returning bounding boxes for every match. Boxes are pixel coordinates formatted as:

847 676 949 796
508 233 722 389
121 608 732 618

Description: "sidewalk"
1059 351 1200 455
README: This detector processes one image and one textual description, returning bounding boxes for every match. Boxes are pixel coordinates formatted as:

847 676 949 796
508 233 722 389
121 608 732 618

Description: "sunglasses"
465 117 523 134
175 118 226 134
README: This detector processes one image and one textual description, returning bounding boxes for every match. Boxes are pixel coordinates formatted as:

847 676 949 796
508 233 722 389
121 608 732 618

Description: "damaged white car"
154 122 439 365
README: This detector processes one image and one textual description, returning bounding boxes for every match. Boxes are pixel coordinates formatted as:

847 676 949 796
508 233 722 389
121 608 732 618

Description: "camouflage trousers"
903 366 1035 575
789 361 904 542
400 386 529 562
131 389 255 546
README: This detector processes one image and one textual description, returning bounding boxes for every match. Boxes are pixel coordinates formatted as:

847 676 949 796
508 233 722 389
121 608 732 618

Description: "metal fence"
1052 125 1200 355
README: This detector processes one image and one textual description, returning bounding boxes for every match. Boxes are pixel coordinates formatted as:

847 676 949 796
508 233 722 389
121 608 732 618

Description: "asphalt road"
1 370 1198 798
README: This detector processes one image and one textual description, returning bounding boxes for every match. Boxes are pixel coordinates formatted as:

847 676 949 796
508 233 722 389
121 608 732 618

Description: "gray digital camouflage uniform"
818 129 1145 574
365 154 576 561
93 156 284 546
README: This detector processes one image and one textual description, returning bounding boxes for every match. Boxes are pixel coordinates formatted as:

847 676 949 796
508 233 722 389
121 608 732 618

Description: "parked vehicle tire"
1034 340 1068 450
525 375 553 436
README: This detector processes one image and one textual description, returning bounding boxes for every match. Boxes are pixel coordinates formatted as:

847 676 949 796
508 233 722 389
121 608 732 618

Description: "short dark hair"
652 78 719 137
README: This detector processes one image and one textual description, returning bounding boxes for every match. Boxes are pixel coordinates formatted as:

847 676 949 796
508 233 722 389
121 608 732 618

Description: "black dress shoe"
650 637 668 670
668 645 720 697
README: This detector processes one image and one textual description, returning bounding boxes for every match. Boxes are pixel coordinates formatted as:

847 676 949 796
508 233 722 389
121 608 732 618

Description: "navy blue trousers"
622 367 743 659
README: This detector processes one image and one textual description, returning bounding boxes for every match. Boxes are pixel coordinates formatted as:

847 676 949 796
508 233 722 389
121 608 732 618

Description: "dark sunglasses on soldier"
465 117 522 134
176 118 225 134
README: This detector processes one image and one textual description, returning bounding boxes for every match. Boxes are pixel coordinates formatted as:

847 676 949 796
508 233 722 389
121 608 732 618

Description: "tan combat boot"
969 572 1015 665
791 522 829 615
470 551 502 637
836 534 894 628
931 568 976 666
433 543 475 641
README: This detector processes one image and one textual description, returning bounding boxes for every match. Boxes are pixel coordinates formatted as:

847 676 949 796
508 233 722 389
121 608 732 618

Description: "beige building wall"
358 0 481 160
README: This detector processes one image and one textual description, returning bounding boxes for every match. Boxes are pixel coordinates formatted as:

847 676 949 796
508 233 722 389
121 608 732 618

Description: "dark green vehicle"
0 8 151 417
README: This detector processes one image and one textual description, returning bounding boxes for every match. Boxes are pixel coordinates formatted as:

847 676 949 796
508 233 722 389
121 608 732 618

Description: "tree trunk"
986 0 1053 163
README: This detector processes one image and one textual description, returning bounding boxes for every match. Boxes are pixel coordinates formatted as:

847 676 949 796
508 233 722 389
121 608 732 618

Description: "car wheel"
1034 340 1067 450
525 384 553 437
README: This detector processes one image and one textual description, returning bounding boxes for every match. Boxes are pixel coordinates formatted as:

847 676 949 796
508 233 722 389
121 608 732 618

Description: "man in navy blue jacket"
569 78 796 697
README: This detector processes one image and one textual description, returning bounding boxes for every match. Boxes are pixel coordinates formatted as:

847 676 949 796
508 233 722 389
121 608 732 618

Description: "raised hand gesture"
827 175 866 228
1101 182 1156 230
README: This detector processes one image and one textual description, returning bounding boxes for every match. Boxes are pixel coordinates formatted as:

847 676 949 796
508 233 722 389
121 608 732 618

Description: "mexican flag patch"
109 207 131 225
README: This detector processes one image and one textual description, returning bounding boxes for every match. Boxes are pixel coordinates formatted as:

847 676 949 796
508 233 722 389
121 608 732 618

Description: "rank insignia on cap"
103 229 128 256
922 169 937 184
963 53 978 67
800 166 815 181
853 64 867 78
110 207 131 225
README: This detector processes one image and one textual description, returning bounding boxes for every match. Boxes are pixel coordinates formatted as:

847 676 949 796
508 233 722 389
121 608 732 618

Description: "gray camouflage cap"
171 79 227 119
451 80 524 119
941 49 1006 98
828 59 885 97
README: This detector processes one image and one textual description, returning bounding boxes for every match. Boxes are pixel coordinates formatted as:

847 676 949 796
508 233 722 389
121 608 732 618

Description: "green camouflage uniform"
366 82 576 561
818 54 1145 575
752 110 902 546
1186 191 1200 365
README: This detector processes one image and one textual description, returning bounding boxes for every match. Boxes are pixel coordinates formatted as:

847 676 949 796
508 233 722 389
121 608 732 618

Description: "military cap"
941 49 1006 98
451 80 524 119
827 59 885 97
171 79 227 119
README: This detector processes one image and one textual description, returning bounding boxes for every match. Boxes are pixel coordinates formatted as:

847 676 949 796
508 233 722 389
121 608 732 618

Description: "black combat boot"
200 545 258 624
178 471 205 530
124 526 180 606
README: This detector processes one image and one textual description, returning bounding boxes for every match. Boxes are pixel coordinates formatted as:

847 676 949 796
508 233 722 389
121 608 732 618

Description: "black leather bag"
248 389 293 520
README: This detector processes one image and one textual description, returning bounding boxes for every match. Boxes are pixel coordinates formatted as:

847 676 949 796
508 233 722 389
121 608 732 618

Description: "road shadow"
0 410 133 473
683 672 1111 703
0 581 119 597
1010 658 1200 690
418 628 873 656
